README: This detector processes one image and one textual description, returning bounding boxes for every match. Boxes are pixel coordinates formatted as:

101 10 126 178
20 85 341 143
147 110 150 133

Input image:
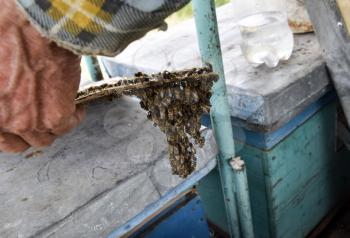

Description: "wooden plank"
305 0 350 127
337 0 350 35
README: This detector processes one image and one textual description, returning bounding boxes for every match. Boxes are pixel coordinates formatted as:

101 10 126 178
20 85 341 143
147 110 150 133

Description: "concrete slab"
0 96 216 238
101 4 330 131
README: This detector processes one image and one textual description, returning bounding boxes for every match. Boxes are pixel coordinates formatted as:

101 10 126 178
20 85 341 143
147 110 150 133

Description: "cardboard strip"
337 0 350 35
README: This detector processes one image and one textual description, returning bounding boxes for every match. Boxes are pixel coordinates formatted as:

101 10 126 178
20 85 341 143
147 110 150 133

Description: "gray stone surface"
101 4 330 131
0 96 216 238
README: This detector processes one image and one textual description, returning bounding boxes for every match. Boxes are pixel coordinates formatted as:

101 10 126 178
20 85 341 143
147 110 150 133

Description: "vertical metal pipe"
231 158 255 238
83 56 102 82
192 1 240 237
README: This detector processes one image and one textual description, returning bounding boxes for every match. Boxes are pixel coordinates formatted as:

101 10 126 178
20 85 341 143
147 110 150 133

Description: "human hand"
0 1 85 153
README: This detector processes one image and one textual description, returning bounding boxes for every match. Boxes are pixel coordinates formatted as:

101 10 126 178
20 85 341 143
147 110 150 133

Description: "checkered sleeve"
16 0 189 56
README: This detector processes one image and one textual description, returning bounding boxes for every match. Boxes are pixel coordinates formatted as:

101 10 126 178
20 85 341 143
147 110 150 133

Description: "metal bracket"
230 157 245 171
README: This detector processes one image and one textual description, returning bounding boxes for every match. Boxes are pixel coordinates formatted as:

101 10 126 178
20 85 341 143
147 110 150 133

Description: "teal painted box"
198 95 350 238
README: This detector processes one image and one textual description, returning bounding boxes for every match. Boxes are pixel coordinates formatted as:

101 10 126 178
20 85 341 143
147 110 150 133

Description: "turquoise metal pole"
192 1 240 237
83 56 102 82
231 158 255 238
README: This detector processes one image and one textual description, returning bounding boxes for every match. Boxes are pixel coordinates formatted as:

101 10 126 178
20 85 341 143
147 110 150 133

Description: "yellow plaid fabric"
16 0 189 56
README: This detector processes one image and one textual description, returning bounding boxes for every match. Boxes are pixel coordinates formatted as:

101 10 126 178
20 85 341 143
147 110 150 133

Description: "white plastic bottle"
232 0 294 68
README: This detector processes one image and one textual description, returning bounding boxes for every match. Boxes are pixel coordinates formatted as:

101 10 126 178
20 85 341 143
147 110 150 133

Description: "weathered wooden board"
263 102 346 238
305 0 350 128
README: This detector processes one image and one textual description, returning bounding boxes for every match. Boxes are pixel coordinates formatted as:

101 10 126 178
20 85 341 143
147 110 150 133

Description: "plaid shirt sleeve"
16 0 189 56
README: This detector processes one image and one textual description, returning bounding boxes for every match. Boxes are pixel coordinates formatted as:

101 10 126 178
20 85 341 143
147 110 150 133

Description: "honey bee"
158 88 165 98
159 106 166 120
147 111 152 120
161 97 171 107
135 72 144 77
191 89 199 104
201 105 211 113
167 108 175 121
162 71 171 80
184 87 191 104
173 87 183 100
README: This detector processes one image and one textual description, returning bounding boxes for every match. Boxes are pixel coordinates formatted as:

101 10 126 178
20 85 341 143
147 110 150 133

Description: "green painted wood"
197 168 229 233
262 102 349 238
198 141 272 237
197 101 350 238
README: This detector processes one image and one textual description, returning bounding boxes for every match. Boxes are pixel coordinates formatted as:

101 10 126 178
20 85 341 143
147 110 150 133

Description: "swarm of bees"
76 66 218 178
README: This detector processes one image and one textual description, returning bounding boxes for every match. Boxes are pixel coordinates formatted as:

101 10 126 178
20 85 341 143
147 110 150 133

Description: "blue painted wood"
198 97 350 238
261 101 348 238
107 159 216 238
129 196 210 238
201 92 336 150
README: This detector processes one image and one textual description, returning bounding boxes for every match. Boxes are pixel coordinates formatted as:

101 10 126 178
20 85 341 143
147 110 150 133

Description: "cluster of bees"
133 67 217 178
76 66 218 178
